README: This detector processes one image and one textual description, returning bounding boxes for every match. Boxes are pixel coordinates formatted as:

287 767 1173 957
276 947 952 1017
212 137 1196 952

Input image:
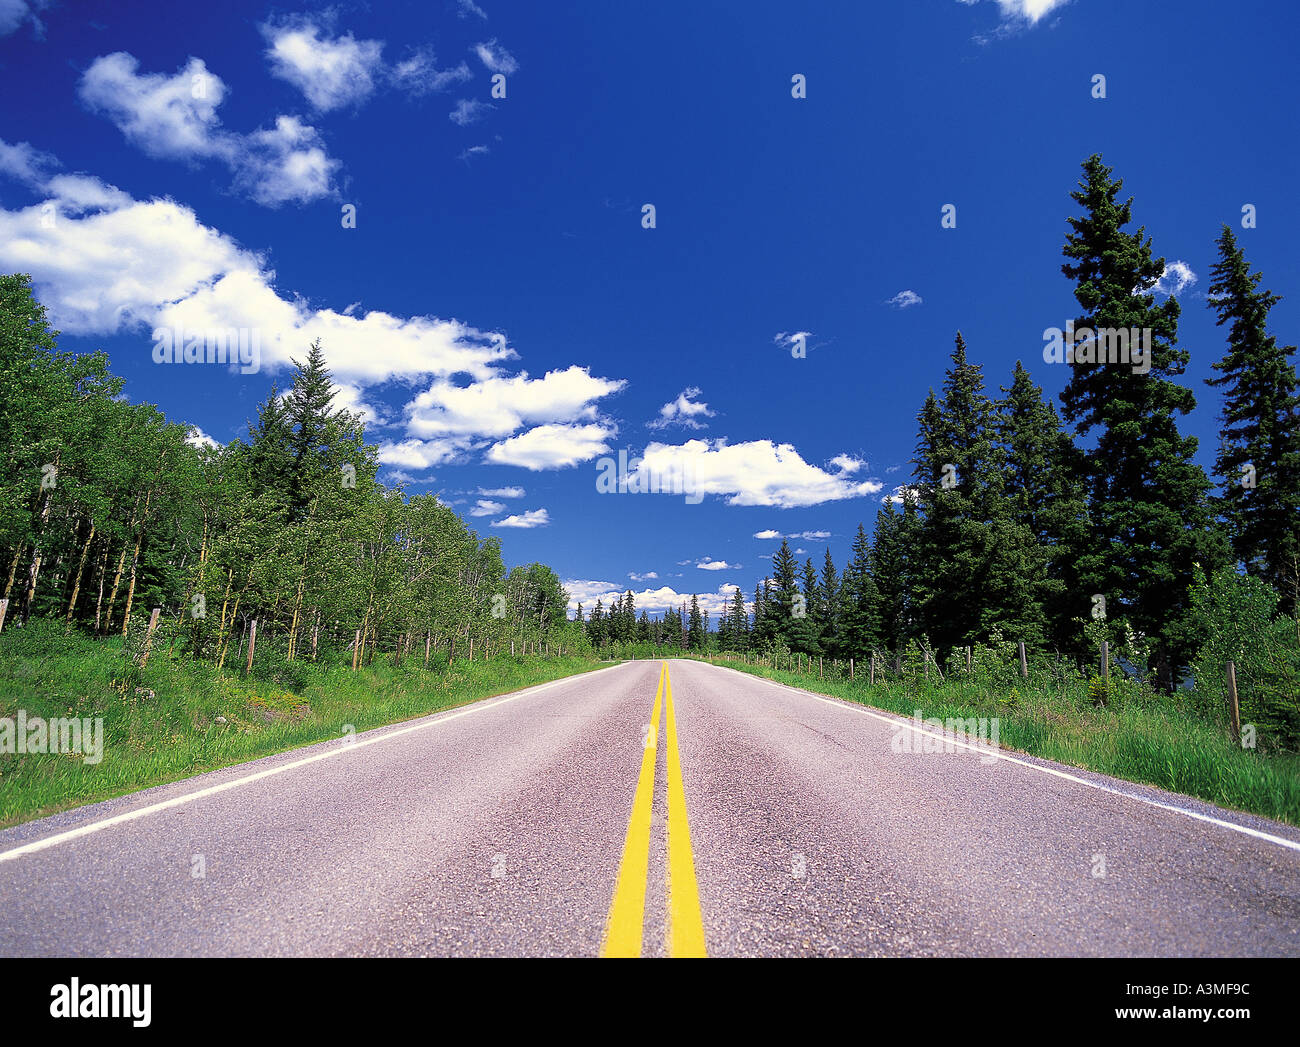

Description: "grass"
0 620 609 829
693 653 1300 827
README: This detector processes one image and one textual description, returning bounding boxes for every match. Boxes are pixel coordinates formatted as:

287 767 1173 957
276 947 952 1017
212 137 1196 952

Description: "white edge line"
0 661 634 864
704 661 1300 856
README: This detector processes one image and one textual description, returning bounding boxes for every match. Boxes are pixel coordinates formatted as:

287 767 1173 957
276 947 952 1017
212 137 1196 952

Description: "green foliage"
1190 567 1300 750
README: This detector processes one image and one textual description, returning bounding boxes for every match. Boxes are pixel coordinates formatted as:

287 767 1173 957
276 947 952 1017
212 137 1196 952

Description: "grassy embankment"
695 652 1300 826
0 620 607 829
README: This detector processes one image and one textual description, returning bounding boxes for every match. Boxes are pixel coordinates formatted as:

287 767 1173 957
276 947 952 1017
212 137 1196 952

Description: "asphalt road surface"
2 658 1298 957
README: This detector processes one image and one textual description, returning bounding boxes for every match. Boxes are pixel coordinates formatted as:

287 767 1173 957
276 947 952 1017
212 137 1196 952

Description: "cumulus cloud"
473 39 518 74
405 366 625 439
492 508 549 528
261 19 384 111
648 386 715 430
696 559 734 571
486 422 616 470
886 290 923 309
565 581 740 617
478 486 524 499
392 52 473 95
458 0 488 18
0 139 57 186
78 53 338 207
469 499 504 516
1148 260 1197 297
629 572 658 582
185 425 223 450
637 438 883 508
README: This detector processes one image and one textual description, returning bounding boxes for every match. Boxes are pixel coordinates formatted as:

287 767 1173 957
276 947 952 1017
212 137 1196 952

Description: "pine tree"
818 548 840 656
1060 154 1225 684
838 523 881 659
1206 225 1300 613
913 335 1048 652
998 361 1094 652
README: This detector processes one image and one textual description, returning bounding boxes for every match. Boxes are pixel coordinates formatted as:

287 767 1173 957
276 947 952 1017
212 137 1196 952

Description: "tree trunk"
64 520 96 630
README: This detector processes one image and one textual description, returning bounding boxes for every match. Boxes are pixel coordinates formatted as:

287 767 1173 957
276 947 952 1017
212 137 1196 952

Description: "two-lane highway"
2 658 1298 956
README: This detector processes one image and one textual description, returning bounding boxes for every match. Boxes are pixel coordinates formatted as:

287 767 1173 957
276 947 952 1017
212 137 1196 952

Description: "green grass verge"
696 655 1300 827
0 620 609 829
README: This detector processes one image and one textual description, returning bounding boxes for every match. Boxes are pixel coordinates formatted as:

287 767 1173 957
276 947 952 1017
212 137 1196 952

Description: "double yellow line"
600 662 707 957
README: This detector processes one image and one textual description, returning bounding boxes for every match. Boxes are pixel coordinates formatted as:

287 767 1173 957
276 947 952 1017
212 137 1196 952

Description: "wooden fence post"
1226 660 1241 746
425 631 431 668
246 619 257 674
311 613 320 662
469 638 474 662
139 607 161 666
870 654 876 686
1100 640 1109 683
352 629 361 670
850 657 854 680
819 656 823 678
1018 641 1028 679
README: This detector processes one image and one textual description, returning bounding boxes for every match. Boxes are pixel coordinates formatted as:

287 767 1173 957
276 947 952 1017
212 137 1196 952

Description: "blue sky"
2 0 1297 620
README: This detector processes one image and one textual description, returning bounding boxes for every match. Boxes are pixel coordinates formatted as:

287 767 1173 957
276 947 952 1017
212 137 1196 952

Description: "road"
2 658 1298 957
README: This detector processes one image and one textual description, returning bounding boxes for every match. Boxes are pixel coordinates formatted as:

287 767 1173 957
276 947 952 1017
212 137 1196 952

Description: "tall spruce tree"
1205 224 1300 613
998 361 1094 652
838 523 881 659
913 335 1048 652
1060 155 1224 683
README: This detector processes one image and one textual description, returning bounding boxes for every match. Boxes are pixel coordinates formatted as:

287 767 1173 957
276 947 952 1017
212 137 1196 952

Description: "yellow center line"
664 664 707 957
599 662 664 957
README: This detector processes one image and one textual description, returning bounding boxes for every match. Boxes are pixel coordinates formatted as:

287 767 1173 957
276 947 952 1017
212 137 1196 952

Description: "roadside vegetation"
0 619 604 829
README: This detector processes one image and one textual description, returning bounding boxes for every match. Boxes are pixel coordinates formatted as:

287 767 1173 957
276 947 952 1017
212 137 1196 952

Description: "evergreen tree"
998 361 1094 652
839 523 881 659
1206 225 1300 612
1060 154 1225 683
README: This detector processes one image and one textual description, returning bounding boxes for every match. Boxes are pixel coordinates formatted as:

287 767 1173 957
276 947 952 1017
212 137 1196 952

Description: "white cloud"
638 438 883 508
450 98 493 125
696 559 733 571
405 366 625 438
389 52 473 95
752 529 831 541
473 39 517 74
0 0 45 37
235 116 337 207
78 53 338 207
80 53 229 160
469 499 504 516
458 0 489 18
564 581 738 617
629 572 658 582
492 508 549 528
829 454 864 474
1149 260 1197 297
376 438 471 472
752 529 781 540
0 139 56 186
261 19 384 112
994 0 1070 23
185 425 223 450
886 290 923 309
486 422 616 470
648 386 715 430
478 486 524 498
